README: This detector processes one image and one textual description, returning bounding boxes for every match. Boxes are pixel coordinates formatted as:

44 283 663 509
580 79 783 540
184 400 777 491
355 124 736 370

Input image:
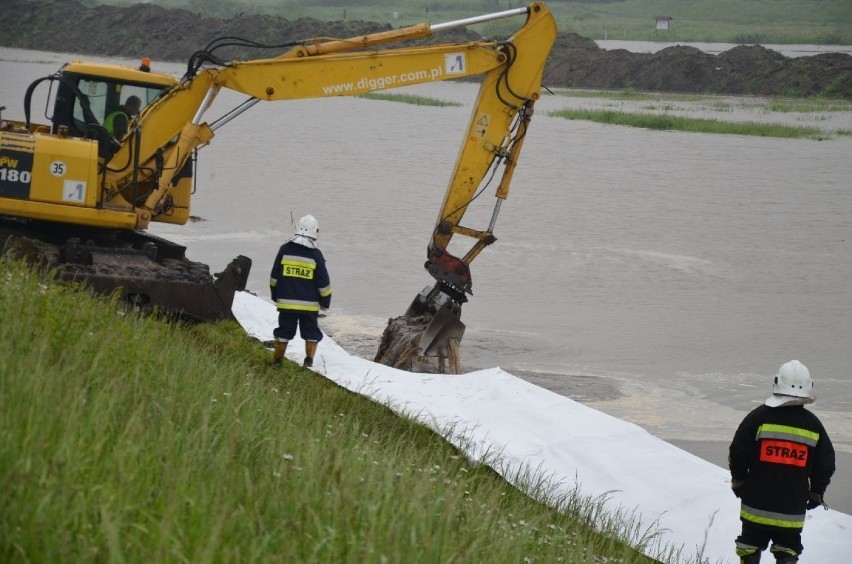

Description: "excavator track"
0 217 251 321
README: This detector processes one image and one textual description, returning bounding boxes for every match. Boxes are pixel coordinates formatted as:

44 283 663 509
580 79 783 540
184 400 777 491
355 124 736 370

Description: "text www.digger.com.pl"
321 66 444 95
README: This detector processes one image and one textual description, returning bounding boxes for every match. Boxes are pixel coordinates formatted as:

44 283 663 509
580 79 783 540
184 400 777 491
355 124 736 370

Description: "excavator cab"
4 61 251 322
45 63 172 159
50 63 173 135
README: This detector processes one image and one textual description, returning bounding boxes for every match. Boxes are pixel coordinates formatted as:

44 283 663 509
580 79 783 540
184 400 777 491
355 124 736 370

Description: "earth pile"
2 0 850 98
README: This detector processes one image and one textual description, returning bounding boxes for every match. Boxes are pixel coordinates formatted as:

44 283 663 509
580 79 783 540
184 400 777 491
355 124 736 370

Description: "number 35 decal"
50 160 67 177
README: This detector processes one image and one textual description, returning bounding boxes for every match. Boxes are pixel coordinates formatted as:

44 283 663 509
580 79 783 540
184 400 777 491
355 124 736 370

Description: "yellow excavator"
0 3 556 361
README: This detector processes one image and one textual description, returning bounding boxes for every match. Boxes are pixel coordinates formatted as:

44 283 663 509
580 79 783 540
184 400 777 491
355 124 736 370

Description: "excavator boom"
0 4 556 358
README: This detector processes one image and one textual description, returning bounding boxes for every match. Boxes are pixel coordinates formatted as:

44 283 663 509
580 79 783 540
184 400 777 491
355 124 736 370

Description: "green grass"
557 89 708 103
554 89 852 113
358 92 462 106
547 107 848 139
1 258 680 562
764 99 852 114
146 0 852 45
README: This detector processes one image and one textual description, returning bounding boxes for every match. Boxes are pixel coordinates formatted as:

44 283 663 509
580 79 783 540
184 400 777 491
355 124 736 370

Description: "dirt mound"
543 38 852 97
1 0 850 98
0 0 474 62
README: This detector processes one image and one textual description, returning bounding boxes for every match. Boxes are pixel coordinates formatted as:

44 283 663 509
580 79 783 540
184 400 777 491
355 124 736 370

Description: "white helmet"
766 359 814 407
295 215 319 240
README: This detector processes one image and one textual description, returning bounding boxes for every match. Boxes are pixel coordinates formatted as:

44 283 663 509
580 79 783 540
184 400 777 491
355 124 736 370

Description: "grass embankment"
358 92 462 107
0 259 667 562
556 90 852 112
548 108 838 139
548 92 852 139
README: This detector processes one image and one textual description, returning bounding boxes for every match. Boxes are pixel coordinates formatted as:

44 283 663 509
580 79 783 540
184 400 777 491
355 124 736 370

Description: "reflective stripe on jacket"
104 110 130 136
739 504 805 529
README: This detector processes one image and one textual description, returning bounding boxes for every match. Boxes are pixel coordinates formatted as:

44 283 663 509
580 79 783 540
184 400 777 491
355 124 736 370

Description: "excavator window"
51 73 167 161
72 79 108 134
54 73 166 141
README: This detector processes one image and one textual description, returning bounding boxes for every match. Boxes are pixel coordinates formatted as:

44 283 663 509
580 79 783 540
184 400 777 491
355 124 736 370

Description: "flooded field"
4 46 851 512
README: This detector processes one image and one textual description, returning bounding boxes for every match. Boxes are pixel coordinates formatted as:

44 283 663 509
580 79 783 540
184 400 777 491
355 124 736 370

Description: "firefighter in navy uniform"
269 215 332 368
729 360 835 564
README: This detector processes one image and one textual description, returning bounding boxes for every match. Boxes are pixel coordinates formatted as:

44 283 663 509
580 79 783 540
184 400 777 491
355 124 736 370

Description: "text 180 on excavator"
0 3 556 372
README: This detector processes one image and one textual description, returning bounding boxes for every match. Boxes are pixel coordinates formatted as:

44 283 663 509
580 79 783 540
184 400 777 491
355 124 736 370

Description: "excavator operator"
104 95 141 139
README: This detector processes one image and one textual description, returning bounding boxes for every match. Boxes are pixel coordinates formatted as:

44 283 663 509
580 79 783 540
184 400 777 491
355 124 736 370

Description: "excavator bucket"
374 284 466 373
414 296 466 357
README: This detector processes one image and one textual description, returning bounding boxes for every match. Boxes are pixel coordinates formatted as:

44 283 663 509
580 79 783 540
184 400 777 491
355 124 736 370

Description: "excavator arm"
110 44 509 228
412 9 554 359
1 3 555 350
105 4 554 233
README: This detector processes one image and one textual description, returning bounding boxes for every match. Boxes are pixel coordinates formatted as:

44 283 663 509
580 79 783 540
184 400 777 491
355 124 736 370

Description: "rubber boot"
740 552 761 564
304 341 318 368
272 341 287 366
772 553 797 563
771 545 798 563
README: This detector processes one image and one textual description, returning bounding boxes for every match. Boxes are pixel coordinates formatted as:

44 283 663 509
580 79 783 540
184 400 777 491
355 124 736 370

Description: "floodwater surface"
3 46 851 512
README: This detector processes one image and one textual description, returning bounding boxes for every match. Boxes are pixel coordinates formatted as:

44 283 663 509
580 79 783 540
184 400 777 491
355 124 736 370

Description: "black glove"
731 479 746 499
806 491 824 510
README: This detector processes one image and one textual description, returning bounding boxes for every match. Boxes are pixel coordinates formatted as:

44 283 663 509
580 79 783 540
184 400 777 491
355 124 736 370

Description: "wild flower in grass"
282 453 295 461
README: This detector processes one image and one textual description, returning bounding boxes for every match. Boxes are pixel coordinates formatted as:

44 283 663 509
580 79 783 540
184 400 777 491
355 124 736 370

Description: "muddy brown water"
4 47 851 513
